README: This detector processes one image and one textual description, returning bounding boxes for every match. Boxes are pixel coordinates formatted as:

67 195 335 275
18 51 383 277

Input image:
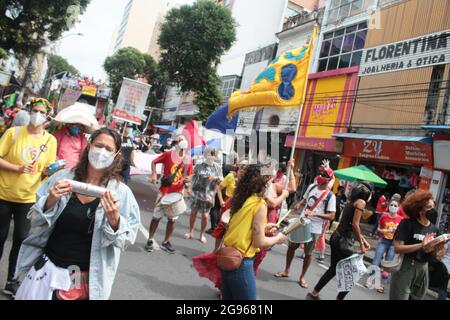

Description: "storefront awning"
333 133 432 144
422 125 450 132
333 133 433 166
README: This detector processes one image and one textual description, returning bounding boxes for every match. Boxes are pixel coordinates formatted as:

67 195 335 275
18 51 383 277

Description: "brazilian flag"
5 93 17 107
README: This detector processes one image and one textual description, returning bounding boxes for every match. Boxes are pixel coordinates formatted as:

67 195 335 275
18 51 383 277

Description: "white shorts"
151 195 180 221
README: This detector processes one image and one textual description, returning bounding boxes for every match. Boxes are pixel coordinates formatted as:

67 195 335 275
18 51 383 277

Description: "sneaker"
3 281 19 297
317 256 325 263
161 241 176 254
144 239 154 252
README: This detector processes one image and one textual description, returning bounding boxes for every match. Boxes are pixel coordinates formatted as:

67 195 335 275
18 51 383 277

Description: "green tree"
0 48 8 60
142 54 168 109
0 0 90 57
46 54 79 77
158 0 236 120
103 47 146 100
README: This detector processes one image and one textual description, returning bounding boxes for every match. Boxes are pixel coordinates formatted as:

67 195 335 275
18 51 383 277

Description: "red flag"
182 120 205 149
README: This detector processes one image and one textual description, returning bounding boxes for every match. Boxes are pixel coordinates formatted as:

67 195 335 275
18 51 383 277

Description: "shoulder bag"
160 161 184 187
216 206 254 272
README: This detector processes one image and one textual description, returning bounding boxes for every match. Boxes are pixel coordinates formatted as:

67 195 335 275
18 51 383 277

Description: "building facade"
330 0 449 231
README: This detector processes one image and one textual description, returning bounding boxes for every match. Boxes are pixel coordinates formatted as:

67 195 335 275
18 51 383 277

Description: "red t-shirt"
397 205 408 219
376 195 388 213
153 150 193 195
378 213 404 240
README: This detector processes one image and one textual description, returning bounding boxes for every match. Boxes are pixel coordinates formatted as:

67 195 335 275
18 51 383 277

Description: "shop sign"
360 29 450 76
343 138 433 166
433 136 450 171
292 67 359 152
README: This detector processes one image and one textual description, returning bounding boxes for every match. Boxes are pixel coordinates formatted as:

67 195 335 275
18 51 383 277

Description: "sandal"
184 233 193 240
299 279 308 288
274 271 289 278
376 286 385 293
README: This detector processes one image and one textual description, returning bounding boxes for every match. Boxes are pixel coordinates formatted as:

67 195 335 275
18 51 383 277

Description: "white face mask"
29 112 47 127
178 140 188 150
88 146 116 170
389 205 399 214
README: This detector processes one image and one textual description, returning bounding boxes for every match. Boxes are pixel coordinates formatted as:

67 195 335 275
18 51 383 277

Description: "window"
220 77 241 99
318 22 367 72
327 0 375 24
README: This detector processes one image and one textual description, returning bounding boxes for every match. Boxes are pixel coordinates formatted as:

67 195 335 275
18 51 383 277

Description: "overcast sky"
56 0 195 81
56 0 129 81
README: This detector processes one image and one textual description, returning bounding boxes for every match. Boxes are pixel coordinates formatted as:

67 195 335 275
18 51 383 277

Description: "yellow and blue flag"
228 25 318 115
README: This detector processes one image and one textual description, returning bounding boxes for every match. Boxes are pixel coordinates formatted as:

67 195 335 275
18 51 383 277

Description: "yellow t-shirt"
221 172 236 198
0 126 57 203
224 195 267 258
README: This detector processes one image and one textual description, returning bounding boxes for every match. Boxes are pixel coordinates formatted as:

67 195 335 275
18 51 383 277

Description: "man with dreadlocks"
0 97 57 298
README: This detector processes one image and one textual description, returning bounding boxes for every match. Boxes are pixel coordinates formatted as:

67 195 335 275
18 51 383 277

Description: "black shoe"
3 281 19 298
205 228 214 235
144 239 154 252
306 292 320 300
161 241 176 254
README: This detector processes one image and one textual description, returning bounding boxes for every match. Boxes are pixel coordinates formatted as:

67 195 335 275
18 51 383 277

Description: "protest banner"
112 78 151 125
58 87 82 111
336 254 367 293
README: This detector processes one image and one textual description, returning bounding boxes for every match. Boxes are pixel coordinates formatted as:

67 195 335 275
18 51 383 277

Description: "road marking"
139 224 149 239
139 223 160 250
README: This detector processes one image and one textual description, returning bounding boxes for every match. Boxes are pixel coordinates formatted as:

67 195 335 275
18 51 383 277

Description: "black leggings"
314 232 352 300
0 200 33 281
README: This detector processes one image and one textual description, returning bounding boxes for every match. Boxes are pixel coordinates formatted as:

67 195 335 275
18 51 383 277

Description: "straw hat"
54 102 100 133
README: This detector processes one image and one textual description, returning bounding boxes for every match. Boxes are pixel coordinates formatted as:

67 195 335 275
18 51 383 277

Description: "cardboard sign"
113 78 151 125
336 254 367 293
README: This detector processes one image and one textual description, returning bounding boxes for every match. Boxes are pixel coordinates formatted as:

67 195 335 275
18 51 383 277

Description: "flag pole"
284 24 318 191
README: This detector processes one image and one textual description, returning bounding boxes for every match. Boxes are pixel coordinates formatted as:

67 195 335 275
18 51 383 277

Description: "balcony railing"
282 9 323 31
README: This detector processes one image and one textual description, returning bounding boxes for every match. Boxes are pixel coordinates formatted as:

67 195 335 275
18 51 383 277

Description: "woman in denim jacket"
14 128 140 300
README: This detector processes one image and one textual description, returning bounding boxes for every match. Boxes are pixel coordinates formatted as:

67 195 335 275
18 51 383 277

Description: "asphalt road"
1 175 392 300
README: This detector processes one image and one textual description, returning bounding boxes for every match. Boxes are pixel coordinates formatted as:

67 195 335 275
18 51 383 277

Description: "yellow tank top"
224 195 267 258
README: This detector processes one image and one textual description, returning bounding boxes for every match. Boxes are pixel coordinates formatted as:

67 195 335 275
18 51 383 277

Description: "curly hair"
74 128 124 185
230 164 271 215
401 190 433 219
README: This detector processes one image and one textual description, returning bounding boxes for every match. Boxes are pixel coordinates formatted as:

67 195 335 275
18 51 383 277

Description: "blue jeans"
437 288 448 300
221 257 256 300
370 238 395 285
373 238 395 267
